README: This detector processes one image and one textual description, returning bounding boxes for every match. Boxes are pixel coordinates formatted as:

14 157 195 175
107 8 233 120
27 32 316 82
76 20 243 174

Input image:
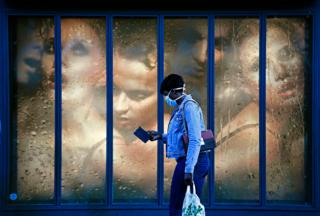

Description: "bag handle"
186 183 197 194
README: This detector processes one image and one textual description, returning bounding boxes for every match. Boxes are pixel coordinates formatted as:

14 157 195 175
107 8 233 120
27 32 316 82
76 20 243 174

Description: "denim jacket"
162 94 205 174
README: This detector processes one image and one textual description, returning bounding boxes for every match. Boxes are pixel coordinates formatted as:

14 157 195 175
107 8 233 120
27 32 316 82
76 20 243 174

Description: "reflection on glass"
59 18 106 203
164 18 208 203
113 18 157 202
215 18 260 202
9 17 55 203
265 18 311 203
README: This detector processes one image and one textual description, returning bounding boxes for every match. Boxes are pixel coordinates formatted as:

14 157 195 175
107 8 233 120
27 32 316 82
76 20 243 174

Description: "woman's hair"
160 73 185 95
113 18 157 70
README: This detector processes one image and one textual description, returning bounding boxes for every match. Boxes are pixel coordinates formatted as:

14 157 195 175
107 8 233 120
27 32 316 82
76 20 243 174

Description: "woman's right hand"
147 130 162 141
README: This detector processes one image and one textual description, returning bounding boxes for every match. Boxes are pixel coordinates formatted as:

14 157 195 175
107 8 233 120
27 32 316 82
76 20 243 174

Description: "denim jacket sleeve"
162 133 167 143
184 101 202 174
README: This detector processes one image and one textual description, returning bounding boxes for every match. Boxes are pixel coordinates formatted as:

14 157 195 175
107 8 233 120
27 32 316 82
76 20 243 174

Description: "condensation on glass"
113 18 158 202
164 18 208 203
60 18 106 203
214 18 260 202
266 17 312 203
9 17 55 203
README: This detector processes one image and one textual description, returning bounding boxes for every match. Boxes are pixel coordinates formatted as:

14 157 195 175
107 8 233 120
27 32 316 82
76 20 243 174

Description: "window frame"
0 9 319 214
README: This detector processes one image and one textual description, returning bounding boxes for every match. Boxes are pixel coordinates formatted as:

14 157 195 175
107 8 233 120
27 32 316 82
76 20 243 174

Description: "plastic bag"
182 184 205 216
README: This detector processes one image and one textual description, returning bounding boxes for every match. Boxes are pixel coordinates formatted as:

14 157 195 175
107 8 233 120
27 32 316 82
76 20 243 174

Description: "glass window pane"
61 18 106 203
9 16 55 204
266 17 312 204
164 17 208 203
113 18 157 203
214 18 260 202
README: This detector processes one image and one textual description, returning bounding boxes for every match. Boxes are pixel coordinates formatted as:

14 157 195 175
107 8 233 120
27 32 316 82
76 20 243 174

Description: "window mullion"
54 15 62 206
106 14 114 207
259 13 267 207
157 15 165 207
208 14 215 207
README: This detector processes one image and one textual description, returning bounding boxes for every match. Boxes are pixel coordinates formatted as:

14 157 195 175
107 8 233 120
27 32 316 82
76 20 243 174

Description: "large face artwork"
112 18 159 202
43 19 106 110
239 21 305 111
113 51 158 133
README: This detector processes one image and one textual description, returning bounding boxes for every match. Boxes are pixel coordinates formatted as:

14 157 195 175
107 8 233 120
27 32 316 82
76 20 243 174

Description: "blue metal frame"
207 15 215 207
1 8 10 209
157 15 165 207
0 5 320 216
54 15 62 206
0 2 6 211
259 14 267 207
312 1 320 210
106 14 113 207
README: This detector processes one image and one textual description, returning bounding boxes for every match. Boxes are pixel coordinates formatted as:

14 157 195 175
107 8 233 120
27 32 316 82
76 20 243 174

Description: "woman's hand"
147 130 162 141
184 173 193 186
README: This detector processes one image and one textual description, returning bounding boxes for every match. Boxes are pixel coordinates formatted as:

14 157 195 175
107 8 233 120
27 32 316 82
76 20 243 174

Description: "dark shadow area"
4 0 317 11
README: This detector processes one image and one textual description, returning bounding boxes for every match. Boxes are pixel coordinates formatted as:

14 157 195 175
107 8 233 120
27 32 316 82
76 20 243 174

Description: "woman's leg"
169 158 187 216
169 153 209 215
193 153 210 198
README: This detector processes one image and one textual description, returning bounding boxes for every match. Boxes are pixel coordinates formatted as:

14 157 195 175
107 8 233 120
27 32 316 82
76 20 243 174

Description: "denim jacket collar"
177 94 193 110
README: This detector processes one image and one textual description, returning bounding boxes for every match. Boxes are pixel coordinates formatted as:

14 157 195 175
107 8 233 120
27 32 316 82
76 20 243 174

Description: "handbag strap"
181 99 199 135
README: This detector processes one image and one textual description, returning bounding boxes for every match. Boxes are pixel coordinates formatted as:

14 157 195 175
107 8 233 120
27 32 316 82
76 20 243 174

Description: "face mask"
164 85 185 107
165 95 178 107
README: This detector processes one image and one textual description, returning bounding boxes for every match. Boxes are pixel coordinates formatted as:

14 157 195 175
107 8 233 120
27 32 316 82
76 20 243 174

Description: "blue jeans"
169 152 209 216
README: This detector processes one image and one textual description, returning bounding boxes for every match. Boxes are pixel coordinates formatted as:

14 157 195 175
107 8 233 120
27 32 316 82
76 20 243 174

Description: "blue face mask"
165 95 178 107
164 86 185 107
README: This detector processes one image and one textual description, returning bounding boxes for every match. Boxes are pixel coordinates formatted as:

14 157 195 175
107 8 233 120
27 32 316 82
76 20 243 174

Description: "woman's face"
16 21 43 87
113 51 158 132
43 19 106 107
239 24 304 110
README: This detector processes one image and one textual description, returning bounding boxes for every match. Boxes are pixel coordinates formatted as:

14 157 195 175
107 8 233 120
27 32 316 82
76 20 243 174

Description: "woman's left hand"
184 173 193 186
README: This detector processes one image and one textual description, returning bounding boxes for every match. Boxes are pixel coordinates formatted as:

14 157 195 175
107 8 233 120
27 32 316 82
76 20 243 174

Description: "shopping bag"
182 184 205 216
